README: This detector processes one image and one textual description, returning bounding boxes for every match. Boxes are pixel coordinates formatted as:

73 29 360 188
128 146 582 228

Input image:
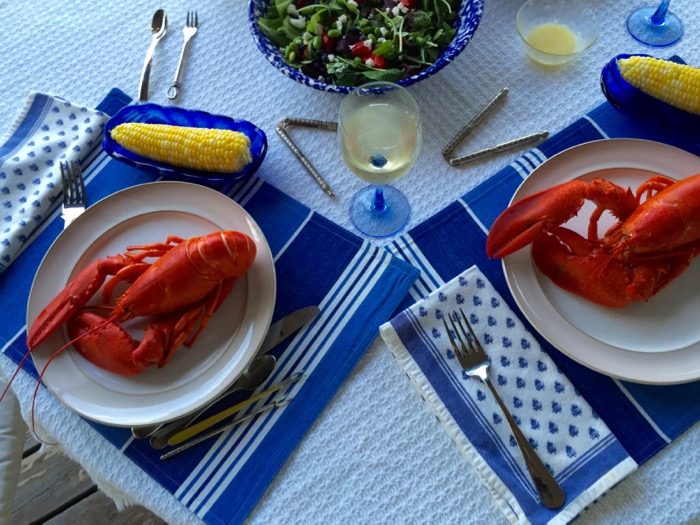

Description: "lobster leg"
486 178 637 258
66 278 238 375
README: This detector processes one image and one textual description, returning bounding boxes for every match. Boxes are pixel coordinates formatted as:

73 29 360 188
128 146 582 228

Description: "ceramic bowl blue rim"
248 0 485 94
102 103 268 185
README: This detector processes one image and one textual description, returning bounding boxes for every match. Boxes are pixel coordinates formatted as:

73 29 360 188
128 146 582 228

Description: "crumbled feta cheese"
335 19 343 30
338 14 347 23
377 37 386 43
347 0 358 7
365 58 376 67
363 39 373 49
289 16 306 29
379 27 388 36
328 54 336 61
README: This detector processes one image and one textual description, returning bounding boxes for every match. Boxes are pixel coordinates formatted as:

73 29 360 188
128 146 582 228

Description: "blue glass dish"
248 0 484 94
103 104 268 184
600 53 700 130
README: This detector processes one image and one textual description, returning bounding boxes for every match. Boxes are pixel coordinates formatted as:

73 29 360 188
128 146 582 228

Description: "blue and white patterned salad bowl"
248 0 485 94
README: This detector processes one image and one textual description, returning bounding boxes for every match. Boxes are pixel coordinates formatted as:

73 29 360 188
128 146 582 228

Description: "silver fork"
60 161 86 228
166 10 199 99
443 308 565 510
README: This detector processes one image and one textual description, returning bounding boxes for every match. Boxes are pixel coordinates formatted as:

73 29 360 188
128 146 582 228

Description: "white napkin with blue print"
380 265 636 525
0 92 108 272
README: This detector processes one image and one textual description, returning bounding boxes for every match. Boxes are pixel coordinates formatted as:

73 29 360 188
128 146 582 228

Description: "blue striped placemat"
381 96 700 523
0 88 418 525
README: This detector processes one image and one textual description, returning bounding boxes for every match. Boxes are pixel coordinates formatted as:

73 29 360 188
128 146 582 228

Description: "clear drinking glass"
339 81 421 237
627 0 683 47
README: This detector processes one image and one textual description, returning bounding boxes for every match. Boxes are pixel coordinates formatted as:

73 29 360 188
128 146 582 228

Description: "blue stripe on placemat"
0 88 419 525
393 96 700 471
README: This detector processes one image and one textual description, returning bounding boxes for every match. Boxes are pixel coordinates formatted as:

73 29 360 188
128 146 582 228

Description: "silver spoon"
139 355 277 448
138 9 167 101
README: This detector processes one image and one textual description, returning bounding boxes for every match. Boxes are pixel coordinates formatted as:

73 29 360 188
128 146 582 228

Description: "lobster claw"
27 255 134 350
486 181 588 258
486 179 637 258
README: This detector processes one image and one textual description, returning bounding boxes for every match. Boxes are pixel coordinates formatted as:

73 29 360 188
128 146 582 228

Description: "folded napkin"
0 89 418 525
0 93 107 272
380 94 700 523
381 266 635 524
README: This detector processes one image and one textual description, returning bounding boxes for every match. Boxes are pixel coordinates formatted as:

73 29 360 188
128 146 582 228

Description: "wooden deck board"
12 429 165 524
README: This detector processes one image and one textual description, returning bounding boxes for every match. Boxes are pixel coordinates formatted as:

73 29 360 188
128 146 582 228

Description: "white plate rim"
26 181 276 426
502 138 700 385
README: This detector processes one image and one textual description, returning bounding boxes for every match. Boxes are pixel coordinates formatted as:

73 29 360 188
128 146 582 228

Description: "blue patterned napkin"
381 266 634 524
0 89 418 525
380 96 700 523
0 93 107 272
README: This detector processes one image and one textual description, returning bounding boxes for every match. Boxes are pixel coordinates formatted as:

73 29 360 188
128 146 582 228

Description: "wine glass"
339 81 421 237
627 0 683 47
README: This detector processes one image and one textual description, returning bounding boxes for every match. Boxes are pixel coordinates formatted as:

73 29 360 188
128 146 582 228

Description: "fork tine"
442 316 459 355
458 307 487 358
193 10 198 27
60 161 69 205
72 162 86 204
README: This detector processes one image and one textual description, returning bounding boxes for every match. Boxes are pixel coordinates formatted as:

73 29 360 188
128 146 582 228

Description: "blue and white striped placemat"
381 97 700 524
0 88 418 525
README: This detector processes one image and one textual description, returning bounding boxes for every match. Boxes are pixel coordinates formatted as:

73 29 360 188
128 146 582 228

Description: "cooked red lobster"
26 230 256 375
486 173 700 308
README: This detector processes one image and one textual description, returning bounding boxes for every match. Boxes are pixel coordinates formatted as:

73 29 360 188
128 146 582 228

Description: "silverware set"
131 306 319 458
443 308 566 510
138 9 199 101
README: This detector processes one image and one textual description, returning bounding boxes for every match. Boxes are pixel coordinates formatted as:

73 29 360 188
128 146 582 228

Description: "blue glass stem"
651 0 671 24
372 187 387 212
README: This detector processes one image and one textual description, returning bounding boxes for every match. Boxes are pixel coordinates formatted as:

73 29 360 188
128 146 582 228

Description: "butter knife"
260 305 319 352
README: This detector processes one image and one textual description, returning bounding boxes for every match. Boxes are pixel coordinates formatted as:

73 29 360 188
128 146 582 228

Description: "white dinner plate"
502 139 700 384
26 181 276 427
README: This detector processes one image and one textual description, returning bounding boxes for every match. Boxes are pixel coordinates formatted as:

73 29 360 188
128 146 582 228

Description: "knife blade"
259 305 320 353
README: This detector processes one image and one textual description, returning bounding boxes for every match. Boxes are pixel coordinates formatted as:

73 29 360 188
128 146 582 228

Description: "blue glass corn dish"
248 0 485 94
103 104 268 185
600 53 700 131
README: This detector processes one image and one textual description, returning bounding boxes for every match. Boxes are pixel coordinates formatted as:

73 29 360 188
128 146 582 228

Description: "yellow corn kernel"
110 123 253 173
617 56 700 115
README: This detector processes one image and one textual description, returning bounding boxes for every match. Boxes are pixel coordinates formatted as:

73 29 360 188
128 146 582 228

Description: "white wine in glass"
339 82 421 237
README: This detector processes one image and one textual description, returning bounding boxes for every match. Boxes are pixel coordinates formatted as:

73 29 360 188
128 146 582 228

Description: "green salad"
258 0 458 86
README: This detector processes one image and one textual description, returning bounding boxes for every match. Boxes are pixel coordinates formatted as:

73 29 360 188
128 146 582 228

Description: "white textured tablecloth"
1 1 699 523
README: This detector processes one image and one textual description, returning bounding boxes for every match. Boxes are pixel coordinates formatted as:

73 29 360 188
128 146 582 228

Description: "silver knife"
260 305 320 352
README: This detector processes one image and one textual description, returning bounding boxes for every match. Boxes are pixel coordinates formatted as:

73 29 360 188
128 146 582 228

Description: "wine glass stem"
372 187 387 212
651 0 671 24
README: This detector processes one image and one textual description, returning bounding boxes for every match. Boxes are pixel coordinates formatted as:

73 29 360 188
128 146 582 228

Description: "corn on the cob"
617 56 700 116
110 123 252 173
